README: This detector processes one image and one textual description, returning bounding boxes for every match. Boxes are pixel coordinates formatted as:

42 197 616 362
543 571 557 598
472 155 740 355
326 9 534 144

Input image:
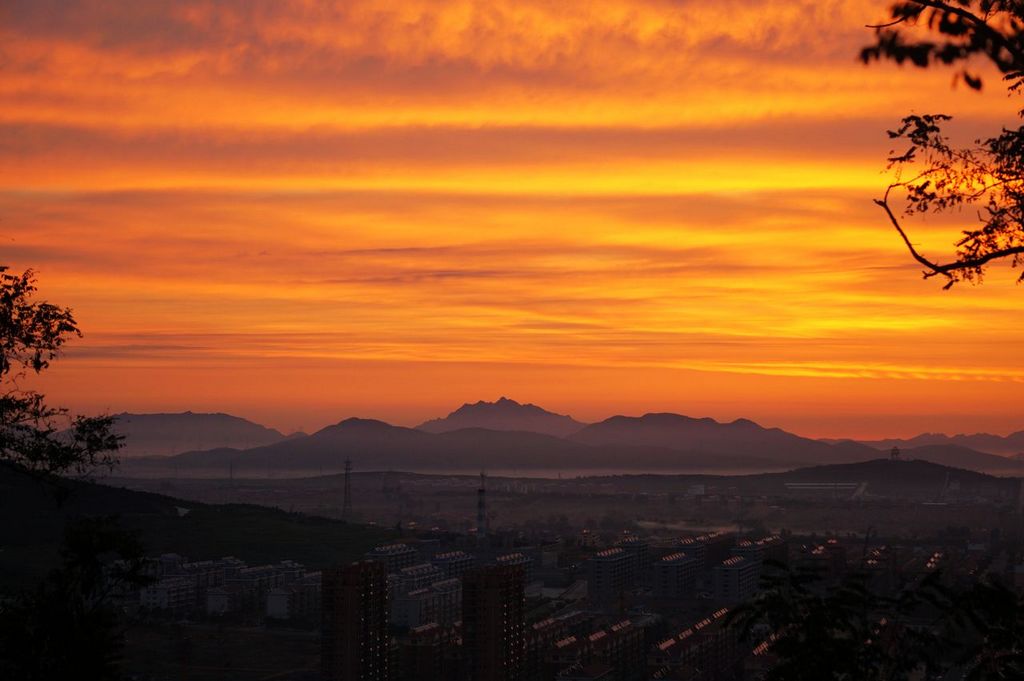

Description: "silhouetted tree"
0 266 120 476
0 265 148 679
729 562 941 680
734 561 1024 680
941 575 1024 680
862 2 1024 287
0 518 151 681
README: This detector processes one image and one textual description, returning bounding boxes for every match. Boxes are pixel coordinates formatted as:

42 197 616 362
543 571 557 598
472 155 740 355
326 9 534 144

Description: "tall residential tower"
462 564 525 681
322 561 389 681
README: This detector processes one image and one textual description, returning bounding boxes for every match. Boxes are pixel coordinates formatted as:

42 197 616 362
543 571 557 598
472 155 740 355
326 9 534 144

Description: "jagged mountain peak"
416 398 586 437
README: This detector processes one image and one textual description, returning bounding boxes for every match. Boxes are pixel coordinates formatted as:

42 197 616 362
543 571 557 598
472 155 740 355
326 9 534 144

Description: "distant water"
396 467 777 479
110 465 784 480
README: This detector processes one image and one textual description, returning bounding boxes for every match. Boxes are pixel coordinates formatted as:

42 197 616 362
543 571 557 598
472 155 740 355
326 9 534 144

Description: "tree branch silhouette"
863 1 1024 287
875 188 1024 288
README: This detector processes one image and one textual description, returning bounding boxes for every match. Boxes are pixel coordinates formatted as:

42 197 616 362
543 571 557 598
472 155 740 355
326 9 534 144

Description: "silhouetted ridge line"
416 397 586 437
113 403 1022 478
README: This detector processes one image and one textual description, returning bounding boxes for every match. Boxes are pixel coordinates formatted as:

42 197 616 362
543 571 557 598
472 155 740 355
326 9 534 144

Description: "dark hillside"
0 464 392 592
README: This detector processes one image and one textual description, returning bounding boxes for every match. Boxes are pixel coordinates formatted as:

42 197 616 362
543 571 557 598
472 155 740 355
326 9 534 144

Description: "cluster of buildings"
363 542 538 631
115 516 1014 681
321 531 795 681
320 528 1008 680
134 553 322 623
587 532 787 609
128 494 1005 681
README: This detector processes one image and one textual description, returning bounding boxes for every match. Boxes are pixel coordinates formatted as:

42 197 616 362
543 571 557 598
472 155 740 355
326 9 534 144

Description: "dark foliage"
729 561 939 680
945 575 1024 680
0 265 139 678
0 518 152 681
0 266 121 476
732 560 1024 680
862 2 1024 286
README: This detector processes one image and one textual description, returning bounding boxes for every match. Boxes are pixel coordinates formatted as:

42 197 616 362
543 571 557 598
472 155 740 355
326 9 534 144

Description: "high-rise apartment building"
462 564 526 681
322 561 390 681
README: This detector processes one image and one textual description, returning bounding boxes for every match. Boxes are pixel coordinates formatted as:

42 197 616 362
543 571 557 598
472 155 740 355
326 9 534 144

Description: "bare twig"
867 17 911 29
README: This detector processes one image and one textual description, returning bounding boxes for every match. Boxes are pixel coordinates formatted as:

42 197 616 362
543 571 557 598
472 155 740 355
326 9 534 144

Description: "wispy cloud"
2 0 1020 437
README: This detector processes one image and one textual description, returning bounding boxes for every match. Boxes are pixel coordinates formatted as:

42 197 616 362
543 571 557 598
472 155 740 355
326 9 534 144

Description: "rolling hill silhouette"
147 417 780 474
116 400 1022 477
108 412 300 457
732 458 1018 498
568 413 875 465
827 431 1024 457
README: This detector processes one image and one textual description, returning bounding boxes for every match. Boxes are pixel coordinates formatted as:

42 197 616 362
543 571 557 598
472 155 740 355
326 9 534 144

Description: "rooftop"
659 552 691 563
369 543 416 555
592 547 626 559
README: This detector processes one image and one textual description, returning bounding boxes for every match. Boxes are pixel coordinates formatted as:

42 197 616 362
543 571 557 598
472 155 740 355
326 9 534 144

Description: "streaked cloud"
2 0 1020 437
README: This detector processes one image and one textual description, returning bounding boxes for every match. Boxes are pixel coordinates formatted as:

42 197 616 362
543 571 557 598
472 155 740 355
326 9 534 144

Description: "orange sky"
3 0 1022 438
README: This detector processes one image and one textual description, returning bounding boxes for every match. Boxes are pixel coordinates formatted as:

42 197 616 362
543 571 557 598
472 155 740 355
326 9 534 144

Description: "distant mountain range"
147 416 783 475
116 400 1023 478
110 412 300 457
569 413 871 465
417 397 585 437
824 431 1024 457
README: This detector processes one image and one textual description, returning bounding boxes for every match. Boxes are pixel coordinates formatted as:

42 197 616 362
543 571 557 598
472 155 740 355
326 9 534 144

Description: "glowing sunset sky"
3 0 1022 438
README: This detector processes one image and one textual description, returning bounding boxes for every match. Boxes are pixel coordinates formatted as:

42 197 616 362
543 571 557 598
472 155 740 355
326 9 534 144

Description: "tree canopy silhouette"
862 1 1024 287
0 517 150 681
0 265 149 680
0 265 120 476
732 560 1024 680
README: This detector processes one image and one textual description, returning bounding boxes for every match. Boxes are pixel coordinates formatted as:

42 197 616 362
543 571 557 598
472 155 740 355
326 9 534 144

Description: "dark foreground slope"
0 464 392 592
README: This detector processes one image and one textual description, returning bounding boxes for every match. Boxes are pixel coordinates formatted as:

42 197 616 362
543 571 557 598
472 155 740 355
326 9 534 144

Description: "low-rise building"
712 556 759 603
140 576 196 612
677 532 734 573
266 571 322 621
648 608 737 681
392 562 445 594
616 536 651 586
496 552 534 582
586 548 635 607
653 552 698 600
431 550 475 579
365 543 418 573
392 577 463 628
